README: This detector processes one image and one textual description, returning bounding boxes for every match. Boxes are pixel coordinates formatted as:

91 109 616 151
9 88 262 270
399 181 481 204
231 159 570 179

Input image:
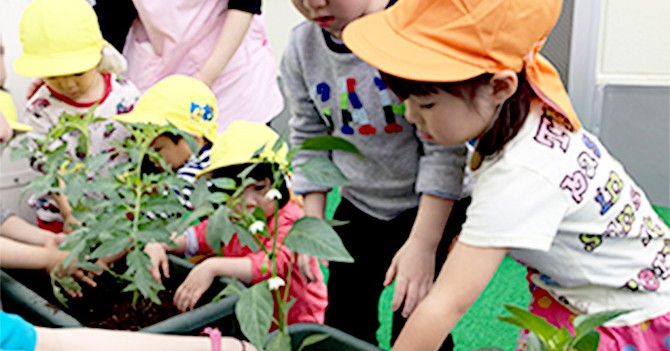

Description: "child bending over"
144 121 328 326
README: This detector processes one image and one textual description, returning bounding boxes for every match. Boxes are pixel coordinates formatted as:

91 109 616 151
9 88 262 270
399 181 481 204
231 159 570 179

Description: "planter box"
0 255 243 335
268 323 384 351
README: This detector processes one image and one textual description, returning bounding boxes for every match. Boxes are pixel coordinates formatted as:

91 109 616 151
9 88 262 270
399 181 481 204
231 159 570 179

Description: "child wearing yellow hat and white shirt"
343 0 670 350
14 0 141 233
112 75 219 211
143 121 328 326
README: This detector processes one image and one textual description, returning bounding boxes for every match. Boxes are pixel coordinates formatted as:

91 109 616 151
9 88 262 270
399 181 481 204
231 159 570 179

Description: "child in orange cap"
14 0 141 234
343 0 670 350
283 0 472 348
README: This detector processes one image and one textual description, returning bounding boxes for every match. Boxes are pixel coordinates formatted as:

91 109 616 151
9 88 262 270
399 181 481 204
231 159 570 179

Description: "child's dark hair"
210 162 290 209
380 71 535 159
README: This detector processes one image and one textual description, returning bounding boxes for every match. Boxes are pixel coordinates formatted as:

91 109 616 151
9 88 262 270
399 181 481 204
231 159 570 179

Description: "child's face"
150 135 193 171
44 68 100 101
241 178 276 218
404 87 497 146
292 0 387 38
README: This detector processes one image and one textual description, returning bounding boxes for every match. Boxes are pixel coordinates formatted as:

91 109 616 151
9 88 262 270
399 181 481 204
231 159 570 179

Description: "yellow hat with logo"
112 75 219 142
0 90 32 132
14 0 105 78
198 121 288 178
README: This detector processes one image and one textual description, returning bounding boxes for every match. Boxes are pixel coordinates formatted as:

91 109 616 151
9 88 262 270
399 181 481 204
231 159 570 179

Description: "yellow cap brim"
8 119 33 132
14 46 102 78
343 12 483 83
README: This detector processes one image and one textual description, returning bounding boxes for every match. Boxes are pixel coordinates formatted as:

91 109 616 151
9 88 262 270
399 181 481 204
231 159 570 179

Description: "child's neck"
74 72 106 104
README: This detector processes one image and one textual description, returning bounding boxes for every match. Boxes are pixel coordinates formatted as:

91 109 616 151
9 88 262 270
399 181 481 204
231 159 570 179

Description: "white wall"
598 0 670 85
262 0 304 68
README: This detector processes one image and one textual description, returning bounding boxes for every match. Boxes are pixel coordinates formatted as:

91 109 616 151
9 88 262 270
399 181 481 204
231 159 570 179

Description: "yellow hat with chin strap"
0 90 32 132
198 121 288 178
112 75 219 142
14 0 105 78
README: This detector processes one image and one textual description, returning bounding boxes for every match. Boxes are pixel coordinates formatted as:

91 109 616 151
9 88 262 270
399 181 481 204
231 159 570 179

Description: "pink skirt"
516 273 670 351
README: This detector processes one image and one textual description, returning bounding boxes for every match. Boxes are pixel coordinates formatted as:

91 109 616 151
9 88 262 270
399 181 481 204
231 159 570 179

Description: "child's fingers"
297 254 315 282
391 275 408 312
384 261 398 286
74 270 97 288
401 282 421 318
160 256 170 279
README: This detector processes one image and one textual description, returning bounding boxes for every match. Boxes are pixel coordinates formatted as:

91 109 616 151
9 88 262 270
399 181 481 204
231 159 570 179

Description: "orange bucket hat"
342 0 580 130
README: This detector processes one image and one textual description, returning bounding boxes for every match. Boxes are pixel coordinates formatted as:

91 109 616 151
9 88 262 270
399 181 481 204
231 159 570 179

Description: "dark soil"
2 260 229 331
63 271 183 330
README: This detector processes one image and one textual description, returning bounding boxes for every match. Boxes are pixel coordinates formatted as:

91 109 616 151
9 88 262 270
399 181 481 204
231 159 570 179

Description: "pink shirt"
123 0 284 131
193 201 328 326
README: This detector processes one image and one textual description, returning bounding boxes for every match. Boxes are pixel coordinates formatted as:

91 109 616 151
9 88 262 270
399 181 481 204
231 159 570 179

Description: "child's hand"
62 213 81 234
144 242 170 284
296 253 321 283
25 78 44 99
173 260 216 312
44 238 98 297
384 237 436 318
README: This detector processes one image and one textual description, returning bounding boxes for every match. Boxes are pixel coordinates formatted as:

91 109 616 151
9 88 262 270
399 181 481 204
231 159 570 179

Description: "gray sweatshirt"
281 22 468 220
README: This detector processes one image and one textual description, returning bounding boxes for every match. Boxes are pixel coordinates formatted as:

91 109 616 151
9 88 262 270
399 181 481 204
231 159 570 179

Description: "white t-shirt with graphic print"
459 99 670 326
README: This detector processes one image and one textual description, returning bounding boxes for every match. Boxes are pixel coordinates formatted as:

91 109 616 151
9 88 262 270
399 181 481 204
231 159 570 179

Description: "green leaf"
570 331 600 351
265 332 291 351
212 280 244 302
285 217 353 263
210 177 237 191
90 236 131 259
526 333 548 351
298 157 350 188
498 304 558 346
235 224 260 252
326 219 350 227
65 175 86 205
207 192 229 204
189 178 211 209
168 203 214 235
296 334 329 351
75 261 103 274
301 136 362 157
87 152 111 172
546 327 570 350
572 309 630 337
236 282 274 350
206 206 235 255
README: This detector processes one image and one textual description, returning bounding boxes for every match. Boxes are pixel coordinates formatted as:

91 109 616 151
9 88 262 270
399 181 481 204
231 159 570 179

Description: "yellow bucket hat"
343 0 580 130
14 0 105 78
0 91 32 132
112 75 219 142
198 121 288 178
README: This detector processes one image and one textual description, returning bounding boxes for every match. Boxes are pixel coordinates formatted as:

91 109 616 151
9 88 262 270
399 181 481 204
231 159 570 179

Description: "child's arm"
173 256 252 312
192 8 254 86
385 194 454 317
393 242 507 350
0 236 67 271
0 213 59 245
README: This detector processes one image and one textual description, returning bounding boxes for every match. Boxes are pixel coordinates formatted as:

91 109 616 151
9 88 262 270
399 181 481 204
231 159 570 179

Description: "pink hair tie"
203 327 221 351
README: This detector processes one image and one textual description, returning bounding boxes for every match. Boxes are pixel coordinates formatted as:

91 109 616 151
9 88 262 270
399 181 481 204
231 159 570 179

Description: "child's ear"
489 70 518 104
193 134 206 147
